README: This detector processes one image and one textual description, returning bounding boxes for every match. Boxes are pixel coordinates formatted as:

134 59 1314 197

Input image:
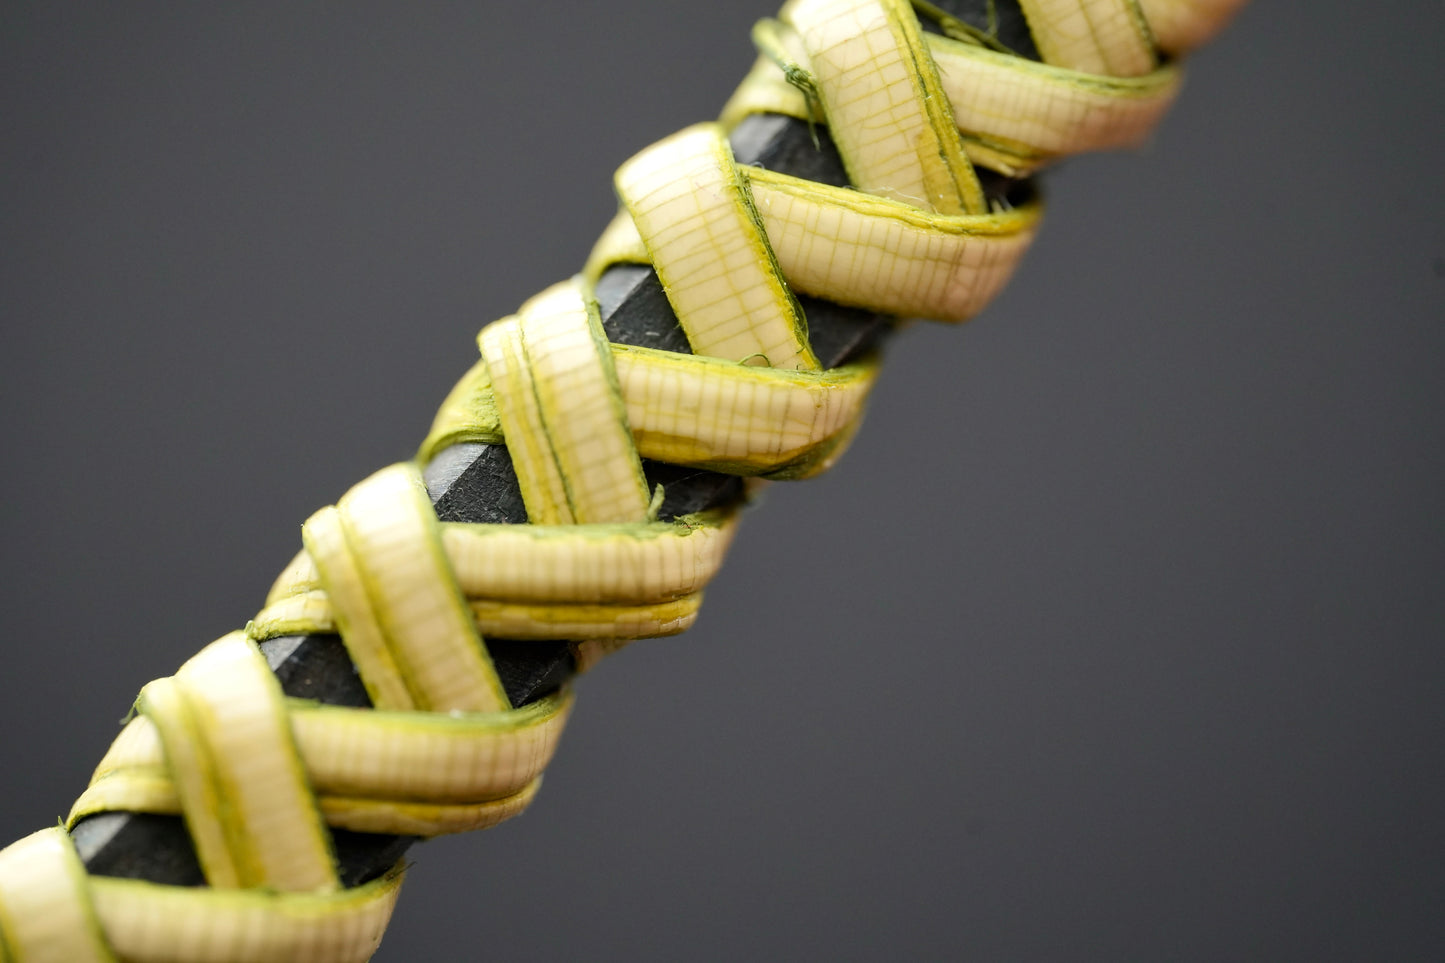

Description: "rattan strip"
0 1 1246 960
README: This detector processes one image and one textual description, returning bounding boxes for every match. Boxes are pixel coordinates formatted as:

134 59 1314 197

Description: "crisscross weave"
0 1 1245 960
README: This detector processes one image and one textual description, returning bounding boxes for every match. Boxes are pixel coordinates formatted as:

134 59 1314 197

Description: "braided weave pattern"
0 1 1245 960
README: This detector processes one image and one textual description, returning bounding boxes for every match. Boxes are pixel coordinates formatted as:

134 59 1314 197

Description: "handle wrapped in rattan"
0 1 1246 960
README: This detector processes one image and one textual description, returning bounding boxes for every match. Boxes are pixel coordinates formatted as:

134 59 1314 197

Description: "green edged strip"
0 828 116 962
140 633 338 892
89 865 402 963
786 0 986 214
516 280 652 523
330 463 510 713
418 358 504 461
611 343 878 475
616 123 819 371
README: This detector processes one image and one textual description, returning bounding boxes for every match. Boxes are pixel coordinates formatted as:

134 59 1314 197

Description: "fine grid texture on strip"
0 0 1247 960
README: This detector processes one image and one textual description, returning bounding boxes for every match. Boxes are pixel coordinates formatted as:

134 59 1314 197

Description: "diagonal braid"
0 1 1246 960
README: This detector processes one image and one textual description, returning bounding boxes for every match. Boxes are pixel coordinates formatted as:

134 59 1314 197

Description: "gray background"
2 2 1442 960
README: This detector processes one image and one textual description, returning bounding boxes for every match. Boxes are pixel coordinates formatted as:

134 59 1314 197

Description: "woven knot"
0 1 1246 960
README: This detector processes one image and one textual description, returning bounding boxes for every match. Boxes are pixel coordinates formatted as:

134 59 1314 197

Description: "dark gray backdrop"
2 3 1442 960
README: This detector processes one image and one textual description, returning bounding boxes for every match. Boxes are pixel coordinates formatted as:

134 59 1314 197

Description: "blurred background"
2 2 1442 959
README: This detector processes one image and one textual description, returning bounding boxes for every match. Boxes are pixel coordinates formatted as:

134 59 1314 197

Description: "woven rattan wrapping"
0 1 1245 959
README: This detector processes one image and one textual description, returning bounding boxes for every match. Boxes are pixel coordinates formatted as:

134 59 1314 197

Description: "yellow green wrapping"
0 1 1248 959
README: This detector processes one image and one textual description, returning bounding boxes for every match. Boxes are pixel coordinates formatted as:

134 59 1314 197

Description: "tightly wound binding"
0 1 1245 960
